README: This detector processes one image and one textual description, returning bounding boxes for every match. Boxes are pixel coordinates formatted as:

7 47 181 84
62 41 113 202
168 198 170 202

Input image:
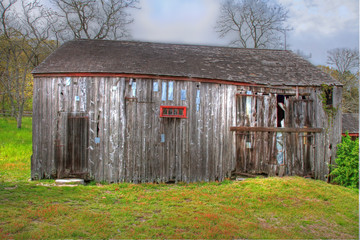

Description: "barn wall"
32 76 237 182
232 85 342 180
32 77 58 179
32 76 341 182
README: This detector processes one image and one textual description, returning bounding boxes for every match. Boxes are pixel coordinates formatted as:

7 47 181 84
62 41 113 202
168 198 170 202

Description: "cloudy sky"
129 0 359 66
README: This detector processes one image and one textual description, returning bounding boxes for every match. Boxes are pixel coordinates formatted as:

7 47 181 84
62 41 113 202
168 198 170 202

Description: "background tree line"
0 0 138 128
0 0 358 128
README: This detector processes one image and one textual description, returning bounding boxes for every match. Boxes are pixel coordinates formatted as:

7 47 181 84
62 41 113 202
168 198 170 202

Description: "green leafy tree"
330 134 359 189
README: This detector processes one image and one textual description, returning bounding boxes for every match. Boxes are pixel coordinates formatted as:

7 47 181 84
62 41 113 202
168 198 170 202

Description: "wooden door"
235 94 315 176
235 93 278 174
284 98 314 176
57 114 89 179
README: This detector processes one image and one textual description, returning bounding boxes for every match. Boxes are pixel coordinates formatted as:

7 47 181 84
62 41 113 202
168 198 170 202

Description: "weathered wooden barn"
31 40 342 183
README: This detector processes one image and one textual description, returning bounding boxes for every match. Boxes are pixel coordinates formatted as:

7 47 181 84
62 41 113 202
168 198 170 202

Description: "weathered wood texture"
230 127 323 133
32 78 341 182
232 86 342 180
32 77 237 182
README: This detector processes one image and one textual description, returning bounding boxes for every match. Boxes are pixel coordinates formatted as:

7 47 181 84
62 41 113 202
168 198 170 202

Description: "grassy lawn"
0 117 358 239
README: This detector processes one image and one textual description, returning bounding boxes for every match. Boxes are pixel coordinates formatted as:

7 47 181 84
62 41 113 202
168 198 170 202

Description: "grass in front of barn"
0 117 32 182
0 117 359 239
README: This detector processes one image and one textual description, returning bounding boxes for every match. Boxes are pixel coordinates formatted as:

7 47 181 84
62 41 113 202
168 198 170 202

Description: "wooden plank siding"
231 86 341 180
32 77 237 182
32 77 341 182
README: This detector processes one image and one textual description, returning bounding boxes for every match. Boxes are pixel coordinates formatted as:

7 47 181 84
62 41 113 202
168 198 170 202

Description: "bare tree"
0 0 56 128
327 48 359 75
0 0 139 128
51 0 139 41
326 48 359 113
215 0 289 49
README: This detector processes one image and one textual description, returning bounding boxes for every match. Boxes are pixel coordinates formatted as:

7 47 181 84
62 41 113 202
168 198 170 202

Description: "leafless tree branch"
215 0 289 49
51 0 139 41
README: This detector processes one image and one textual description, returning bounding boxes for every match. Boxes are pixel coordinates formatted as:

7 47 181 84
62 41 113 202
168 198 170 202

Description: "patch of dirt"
301 222 355 239
136 217 147 222
36 183 55 187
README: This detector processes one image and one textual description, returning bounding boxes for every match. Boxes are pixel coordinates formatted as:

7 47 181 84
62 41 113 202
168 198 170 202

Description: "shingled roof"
33 39 340 86
342 113 359 134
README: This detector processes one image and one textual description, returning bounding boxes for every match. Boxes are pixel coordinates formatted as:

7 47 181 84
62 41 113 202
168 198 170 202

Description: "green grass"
0 117 32 182
0 117 359 239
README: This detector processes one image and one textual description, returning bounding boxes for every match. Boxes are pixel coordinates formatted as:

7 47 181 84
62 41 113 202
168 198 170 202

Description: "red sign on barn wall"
160 106 187 118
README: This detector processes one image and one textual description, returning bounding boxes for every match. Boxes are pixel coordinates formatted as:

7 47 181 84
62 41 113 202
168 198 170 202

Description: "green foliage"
331 133 359 189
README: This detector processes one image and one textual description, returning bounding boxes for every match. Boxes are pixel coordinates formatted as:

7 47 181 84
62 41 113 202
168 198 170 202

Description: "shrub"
330 133 359 189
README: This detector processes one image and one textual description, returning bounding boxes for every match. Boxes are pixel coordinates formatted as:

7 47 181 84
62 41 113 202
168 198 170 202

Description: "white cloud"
129 0 222 44
279 0 359 36
277 0 359 64
128 0 358 65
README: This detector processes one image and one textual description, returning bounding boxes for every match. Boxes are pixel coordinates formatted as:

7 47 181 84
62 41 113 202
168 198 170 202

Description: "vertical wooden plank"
96 77 105 181
136 79 144 182
224 85 233 177
217 84 224 180
188 82 196 182
45 78 54 178
201 83 210 181
284 96 292 176
149 79 159 182
49 77 59 178
79 77 87 113
118 77 126 182
139 79 152 182
134 79 141 183
90 77 101 180
106 77 119 183
230 86 237 177
87 77 96 179
56 81 64 178
31 77 40 179
174 81 182 182
41 78 48 178
103 77 111 182
261 95 269 173
255 94 264 173
196 83 203 181
211 84 219 181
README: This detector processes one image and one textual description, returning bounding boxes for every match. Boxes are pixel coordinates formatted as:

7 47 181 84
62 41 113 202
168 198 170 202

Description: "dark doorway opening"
277 95 286 127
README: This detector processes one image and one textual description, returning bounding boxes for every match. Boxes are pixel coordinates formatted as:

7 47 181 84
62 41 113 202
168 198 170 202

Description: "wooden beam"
230 126 323 133
32 72 260 87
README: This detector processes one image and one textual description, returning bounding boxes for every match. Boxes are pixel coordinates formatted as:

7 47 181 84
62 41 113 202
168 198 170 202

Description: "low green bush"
331 133 359 189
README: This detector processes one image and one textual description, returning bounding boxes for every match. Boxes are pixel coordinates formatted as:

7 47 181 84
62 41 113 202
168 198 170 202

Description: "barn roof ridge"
33 39 341 87
72 38 291 53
